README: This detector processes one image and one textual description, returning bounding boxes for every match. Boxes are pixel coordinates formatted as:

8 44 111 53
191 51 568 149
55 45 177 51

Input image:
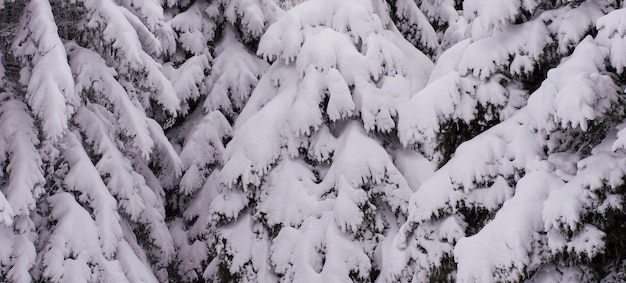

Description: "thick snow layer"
82 0 180 114
548 1 604 53
216 213 276 282
116 0 164 32
67 43 155 160
73 106 175 265
169 1 217 55
0 97 44 225
169 218 210 282
42 192 130 283
63 132 123 258
118 5 163 57
455 170 562 282
464 0 543 38
220 65 298 189
322 122 412 215
271 212 371 282
164 54 210 114
12 0 77 141
543 133 626 235
526 37 619 132
204 26 269 118
221 0 283 40
597 8 626 74
397 71 472 154
395 9 626 279
460 20 553 80
179 112 232 195
391 149 435 192
391 0 439 52
527 264 593 283
258 158 325 228
0 228 36 283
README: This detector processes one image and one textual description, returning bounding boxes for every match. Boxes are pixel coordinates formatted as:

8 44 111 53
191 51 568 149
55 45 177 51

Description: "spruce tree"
163 0 281 281
3 0 626 282
0 0 182 281
203 0 435 281
388 0 626 281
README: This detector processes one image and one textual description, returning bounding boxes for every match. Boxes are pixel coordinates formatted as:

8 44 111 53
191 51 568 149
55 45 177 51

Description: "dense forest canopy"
0 0 626 282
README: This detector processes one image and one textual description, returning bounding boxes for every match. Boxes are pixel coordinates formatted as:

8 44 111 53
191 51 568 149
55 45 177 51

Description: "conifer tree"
3 0 626 282
387 0 626 281
397 0 613 165
163 0 280 281
203 0 435 281
0 0 182 281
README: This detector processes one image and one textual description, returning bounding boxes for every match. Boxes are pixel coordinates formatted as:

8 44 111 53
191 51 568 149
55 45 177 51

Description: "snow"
428 39 470 83
72 106 175 270
526 37 619 132
455 170 561 282
63 132 123 258
3 0 626 281
597 8 626 74
76 106 146 220
289 66 326 136
419 0 459 27
118 6 162 57
405 166 458 224
460 20 553 80
464 0 536 37
179 111 232 195
397 71 473 156
4 233 37 283
271 212 371 282
0 97 44 224
67 42 155 160
543 134 626 235
296 28 340 73
168 1 217 55
549 1 605 53
257 158 325 228
82 0 180 115
210 182 248 221
221 0 283 41
184 171 222 232
528 264 592 283
391 149 435 192
220 67 297 189
204 25 269 118
333 176 367 233
169 219 210 281
465 176 513 211
388 214 465 281
325 68 356 121
116 240 159 283
0 193 12 226
215 213 276 282
83 0 143 67
42 192 131 283
115 0 164 32
303 124 336 162
394 5 626 277
12 0 77 141
392 0 439 52
164 54 210 114
321 122 412 214
568 224 605 258
203 1 438 280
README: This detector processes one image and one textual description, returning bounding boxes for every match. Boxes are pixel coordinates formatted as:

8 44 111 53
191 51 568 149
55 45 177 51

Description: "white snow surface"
12 0 77 141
